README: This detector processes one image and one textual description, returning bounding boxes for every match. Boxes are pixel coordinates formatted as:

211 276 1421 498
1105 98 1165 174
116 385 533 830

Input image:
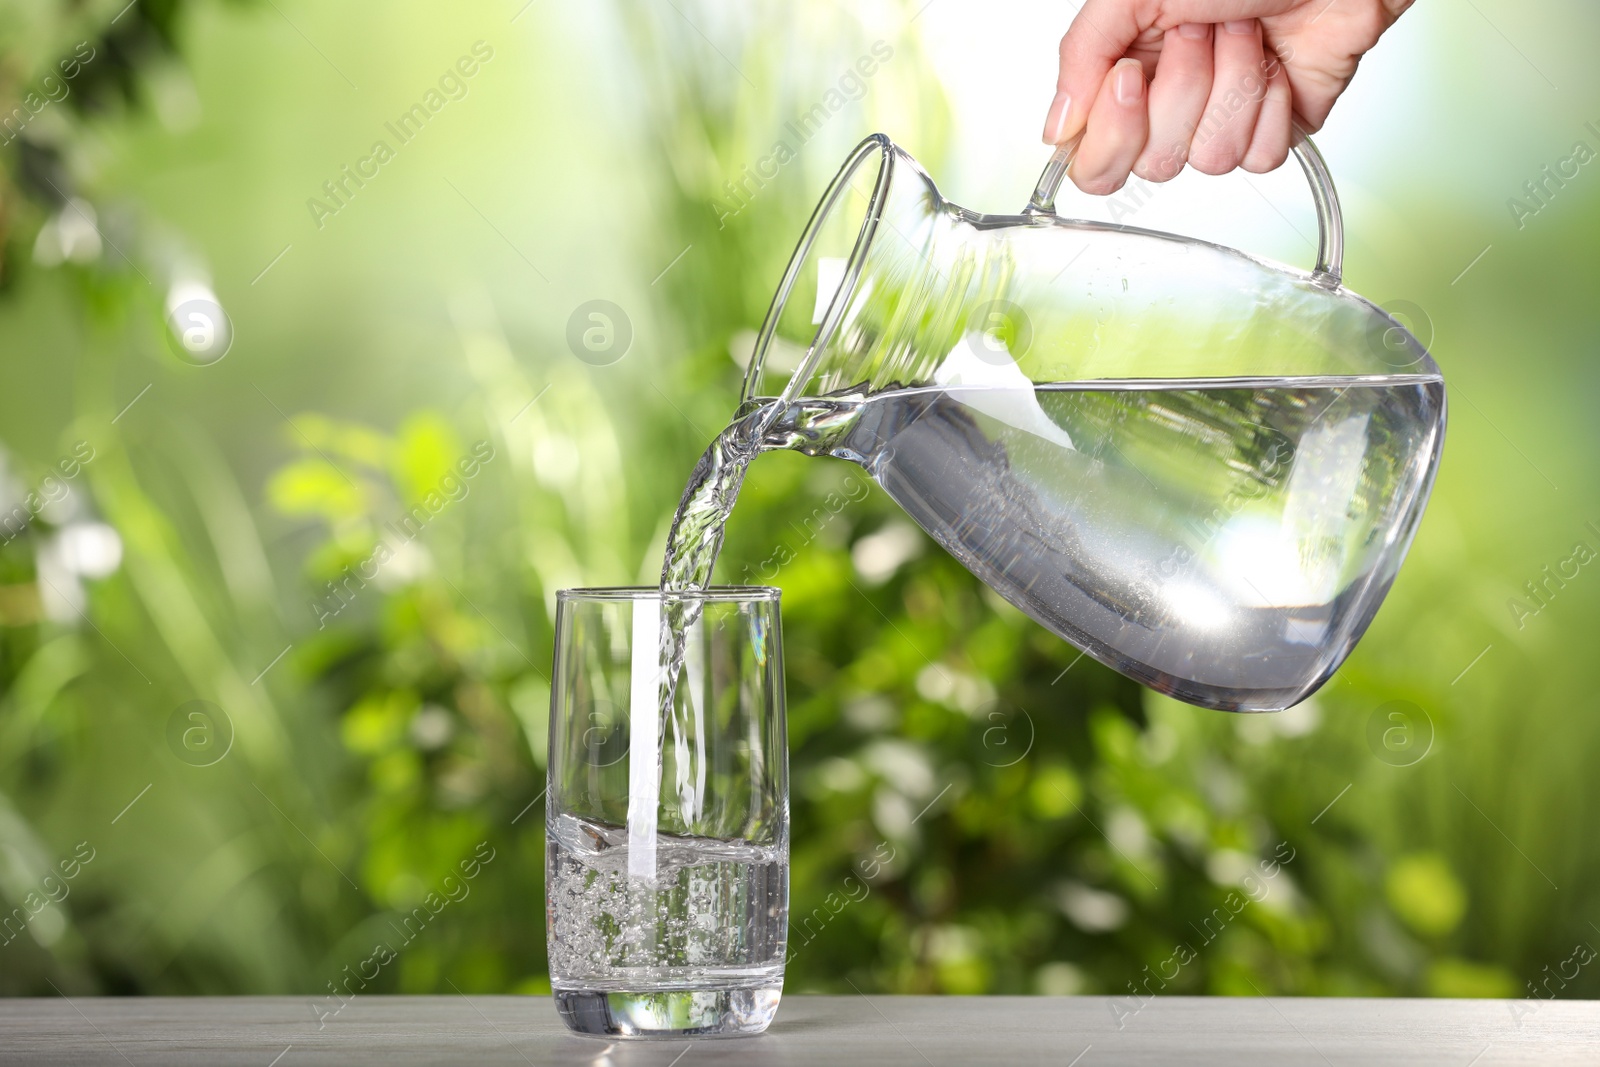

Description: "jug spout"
743 134 999 404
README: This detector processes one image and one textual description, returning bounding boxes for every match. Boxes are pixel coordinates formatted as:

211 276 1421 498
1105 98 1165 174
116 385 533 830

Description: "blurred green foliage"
1 0 1599 1014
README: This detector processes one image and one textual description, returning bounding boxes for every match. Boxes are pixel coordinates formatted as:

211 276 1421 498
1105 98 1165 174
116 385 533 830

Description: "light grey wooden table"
1 995 1596 1065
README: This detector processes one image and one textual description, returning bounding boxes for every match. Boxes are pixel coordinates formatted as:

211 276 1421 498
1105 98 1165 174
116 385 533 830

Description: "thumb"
1045 0 1149 144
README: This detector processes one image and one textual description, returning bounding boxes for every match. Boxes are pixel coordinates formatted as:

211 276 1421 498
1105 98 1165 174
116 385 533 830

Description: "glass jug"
740 133 1445 713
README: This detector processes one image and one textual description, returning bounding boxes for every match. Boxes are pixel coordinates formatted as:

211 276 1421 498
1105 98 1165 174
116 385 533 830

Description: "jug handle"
1023 125 1344 288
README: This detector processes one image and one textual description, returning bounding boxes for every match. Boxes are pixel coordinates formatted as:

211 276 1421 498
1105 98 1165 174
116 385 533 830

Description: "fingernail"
1225 19 1255 35
1114 61 1144 105
1178 22 1209 40
1042 91 1072 143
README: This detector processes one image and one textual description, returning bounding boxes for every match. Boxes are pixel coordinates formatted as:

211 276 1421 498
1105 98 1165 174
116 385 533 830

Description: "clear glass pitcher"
740 133 1445 713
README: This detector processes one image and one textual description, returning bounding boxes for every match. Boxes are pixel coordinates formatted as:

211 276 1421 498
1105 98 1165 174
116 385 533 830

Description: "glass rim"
556 585 780 603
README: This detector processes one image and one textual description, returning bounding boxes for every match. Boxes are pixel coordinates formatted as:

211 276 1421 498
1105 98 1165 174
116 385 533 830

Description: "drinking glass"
546 587 788 1038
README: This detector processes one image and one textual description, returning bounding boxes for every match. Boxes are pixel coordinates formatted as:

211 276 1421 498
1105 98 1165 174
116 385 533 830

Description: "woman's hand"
1043 0 1415 193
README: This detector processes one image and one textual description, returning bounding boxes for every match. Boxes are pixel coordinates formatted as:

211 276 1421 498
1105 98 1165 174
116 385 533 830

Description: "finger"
1045 0 1149 144
1068 59 1150 195
1134 23 1214 183
1188 19 1268 175
1241 52 1294 173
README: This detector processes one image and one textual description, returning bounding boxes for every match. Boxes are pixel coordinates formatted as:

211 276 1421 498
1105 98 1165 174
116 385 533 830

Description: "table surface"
1 994 1596 1065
